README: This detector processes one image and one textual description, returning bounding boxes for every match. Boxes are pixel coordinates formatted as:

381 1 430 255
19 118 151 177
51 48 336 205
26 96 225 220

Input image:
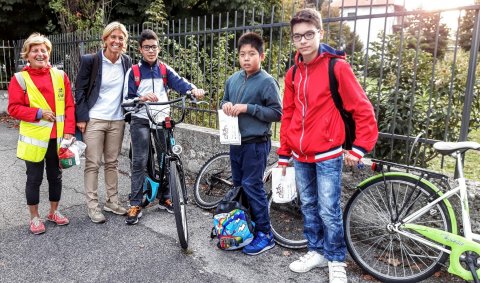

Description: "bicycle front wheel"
169 160 189 249
344 175 452 283
194 152 232 209
147 135 164 183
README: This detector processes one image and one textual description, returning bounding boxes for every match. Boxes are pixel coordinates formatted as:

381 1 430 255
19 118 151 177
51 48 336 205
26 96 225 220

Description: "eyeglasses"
292 30 318 42
142 45 159 51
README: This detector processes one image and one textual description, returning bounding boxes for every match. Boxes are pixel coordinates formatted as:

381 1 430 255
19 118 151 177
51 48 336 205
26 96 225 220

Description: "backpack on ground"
211 186 255 250
292 57 356 149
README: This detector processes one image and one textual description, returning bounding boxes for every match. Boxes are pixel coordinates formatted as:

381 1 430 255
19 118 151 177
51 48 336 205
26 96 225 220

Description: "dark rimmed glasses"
292 30 319 42
142 45 159 51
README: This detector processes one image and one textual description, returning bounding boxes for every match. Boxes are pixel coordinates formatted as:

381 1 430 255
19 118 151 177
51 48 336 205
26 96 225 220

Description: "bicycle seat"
433 141 480 155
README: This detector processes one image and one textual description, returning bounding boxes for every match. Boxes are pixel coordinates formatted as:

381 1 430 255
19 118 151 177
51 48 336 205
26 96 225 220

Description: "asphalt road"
0 120 461 283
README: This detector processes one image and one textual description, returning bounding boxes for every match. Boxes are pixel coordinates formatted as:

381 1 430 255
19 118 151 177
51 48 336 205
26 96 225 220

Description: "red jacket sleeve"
277 66 295 165
335 60 378 158
7 76 39 122
63 73 76 135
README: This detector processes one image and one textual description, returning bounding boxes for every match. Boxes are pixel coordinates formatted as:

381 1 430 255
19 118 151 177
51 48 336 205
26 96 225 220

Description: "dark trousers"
230 140 271 233
25 139 62 205
129 117 169 206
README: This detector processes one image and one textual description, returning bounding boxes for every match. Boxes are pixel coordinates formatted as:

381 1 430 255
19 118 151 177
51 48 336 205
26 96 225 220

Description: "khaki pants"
83 119 125 209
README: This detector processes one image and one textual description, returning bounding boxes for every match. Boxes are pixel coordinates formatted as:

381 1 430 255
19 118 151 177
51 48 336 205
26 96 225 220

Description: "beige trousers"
83 119 125 209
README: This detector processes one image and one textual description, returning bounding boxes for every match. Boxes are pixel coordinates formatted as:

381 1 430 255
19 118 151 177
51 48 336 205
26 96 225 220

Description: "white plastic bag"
59 138 87 169
271 167 297 203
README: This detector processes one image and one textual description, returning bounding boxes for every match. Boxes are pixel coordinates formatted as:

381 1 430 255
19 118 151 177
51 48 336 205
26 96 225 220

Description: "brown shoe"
88 207 106 223
103 202 127 215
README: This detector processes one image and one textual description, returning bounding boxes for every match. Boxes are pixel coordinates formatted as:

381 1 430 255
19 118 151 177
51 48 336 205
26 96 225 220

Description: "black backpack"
292 58 356 150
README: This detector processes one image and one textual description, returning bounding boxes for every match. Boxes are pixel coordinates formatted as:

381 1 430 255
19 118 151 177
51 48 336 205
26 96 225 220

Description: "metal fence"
1 1 479 165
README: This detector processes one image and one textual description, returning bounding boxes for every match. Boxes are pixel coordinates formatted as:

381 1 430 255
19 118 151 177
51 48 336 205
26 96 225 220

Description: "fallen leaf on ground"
362 274 375 281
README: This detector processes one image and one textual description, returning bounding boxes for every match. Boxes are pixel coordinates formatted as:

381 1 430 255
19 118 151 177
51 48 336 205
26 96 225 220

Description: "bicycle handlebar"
121 90 201 127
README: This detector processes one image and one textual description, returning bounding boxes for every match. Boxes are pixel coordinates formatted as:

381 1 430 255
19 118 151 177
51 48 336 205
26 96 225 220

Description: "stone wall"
122 123 280 177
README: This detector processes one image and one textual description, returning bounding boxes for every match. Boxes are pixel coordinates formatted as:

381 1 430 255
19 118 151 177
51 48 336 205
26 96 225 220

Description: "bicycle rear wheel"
344 175 452 283
268 196 307 249
169 160 189 249
194 152 232 209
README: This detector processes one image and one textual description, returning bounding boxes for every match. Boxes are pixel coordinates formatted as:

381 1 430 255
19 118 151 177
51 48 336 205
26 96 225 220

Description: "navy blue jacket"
75 50 132 122
123 59 195 121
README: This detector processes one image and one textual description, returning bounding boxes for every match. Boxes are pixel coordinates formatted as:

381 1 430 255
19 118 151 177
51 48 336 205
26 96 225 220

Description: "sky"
402 0 475 29
402 0 474 10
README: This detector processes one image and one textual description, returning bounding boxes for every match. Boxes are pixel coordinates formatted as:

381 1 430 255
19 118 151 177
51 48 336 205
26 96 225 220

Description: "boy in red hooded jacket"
277 9 378 283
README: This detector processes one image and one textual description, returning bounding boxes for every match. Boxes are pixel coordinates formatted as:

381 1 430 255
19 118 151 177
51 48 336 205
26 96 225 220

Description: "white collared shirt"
89 51 125 121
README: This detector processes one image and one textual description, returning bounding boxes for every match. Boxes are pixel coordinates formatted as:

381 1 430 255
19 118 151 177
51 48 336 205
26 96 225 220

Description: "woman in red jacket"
8 33 76 235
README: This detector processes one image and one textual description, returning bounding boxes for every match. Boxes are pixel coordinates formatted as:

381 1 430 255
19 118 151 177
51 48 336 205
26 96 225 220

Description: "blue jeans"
130 117 169 206
230 140 271 233
294 156 346 262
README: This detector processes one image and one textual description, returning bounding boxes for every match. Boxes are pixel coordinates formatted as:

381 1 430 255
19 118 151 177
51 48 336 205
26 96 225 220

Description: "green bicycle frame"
404 223 480 280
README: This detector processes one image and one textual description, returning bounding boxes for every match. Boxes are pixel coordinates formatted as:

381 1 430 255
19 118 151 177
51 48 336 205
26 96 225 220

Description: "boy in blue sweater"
220 32 282 255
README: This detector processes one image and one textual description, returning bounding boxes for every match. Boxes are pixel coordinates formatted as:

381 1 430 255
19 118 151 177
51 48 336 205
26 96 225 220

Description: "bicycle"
194 152 307 249
344 141 480 282
122 92 198 250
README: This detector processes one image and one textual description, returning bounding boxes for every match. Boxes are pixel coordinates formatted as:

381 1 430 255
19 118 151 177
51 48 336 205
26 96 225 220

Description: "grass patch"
428 130 480 181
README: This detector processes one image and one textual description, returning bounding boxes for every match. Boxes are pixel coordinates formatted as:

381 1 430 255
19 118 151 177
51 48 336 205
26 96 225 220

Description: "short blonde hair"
20 33 52 60
102 21 128 53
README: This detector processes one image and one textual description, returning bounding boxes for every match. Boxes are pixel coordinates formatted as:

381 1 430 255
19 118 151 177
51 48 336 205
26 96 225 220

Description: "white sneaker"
328 261 347 283
289 251 328 273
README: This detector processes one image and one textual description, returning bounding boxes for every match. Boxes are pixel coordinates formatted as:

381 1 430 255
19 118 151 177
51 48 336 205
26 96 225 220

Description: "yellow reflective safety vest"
14 68 65 162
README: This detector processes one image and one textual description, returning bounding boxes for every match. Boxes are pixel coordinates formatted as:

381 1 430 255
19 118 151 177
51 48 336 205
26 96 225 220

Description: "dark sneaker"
242 231 275 255
125 206 142 225
158 198 174 214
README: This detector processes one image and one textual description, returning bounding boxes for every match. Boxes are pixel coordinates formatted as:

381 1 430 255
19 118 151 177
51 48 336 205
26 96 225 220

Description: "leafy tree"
162 0 282 19
320 5 364 55
459 0 480 52
106 0 152 26
145 0 168 25
49 0 103 33
405 12 450 59
366 31 480 164
0 0 57 39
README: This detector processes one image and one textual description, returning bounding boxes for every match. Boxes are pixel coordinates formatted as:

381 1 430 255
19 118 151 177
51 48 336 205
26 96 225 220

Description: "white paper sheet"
218 110 241 145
